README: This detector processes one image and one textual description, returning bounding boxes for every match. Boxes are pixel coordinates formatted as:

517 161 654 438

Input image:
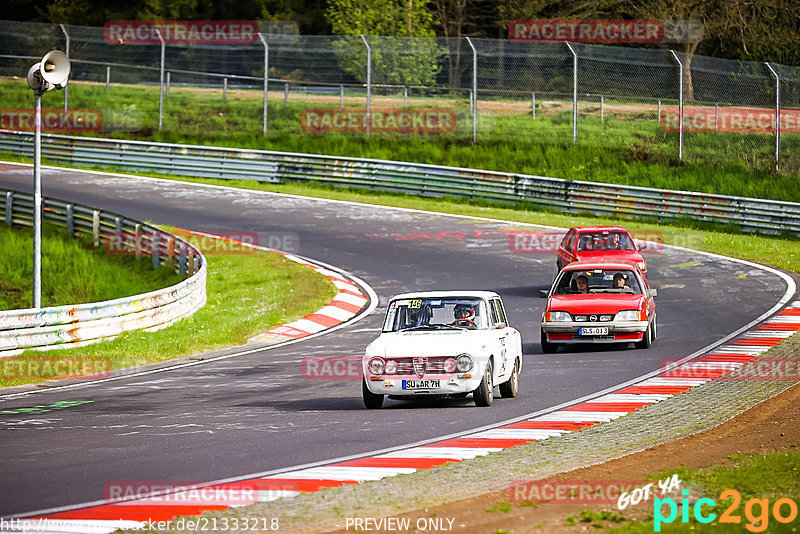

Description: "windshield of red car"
553 269 641 295
576 232 637 252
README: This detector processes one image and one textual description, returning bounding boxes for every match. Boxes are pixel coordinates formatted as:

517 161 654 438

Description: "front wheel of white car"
362 380 384 409
499 358 520 398
474 360 494 407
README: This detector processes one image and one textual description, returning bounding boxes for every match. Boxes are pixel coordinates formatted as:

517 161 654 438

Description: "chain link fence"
0 19 797 172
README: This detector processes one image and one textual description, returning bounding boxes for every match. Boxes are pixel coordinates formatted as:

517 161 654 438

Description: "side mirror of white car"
495 322 507 329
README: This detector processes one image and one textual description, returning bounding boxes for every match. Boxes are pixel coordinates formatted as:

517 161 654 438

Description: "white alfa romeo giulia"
362 291 523 408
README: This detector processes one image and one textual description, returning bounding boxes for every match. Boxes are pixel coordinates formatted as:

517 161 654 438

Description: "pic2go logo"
654 489 799 532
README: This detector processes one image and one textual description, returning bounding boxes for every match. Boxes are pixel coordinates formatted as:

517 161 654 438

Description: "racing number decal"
408 299 422 309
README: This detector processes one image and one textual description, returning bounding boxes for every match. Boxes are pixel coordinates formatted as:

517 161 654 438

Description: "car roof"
562 259 640 270
389 290 500 300
570 226 631 233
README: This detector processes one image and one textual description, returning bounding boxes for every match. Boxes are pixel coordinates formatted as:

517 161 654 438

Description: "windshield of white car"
552 269 641 295
383 298 489 332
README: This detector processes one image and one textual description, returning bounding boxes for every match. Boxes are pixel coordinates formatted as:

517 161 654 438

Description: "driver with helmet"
452 303 477 328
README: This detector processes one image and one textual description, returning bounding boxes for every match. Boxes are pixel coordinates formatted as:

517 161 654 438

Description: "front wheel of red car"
362 380 384 409
635 322 654 349
540 329 558 353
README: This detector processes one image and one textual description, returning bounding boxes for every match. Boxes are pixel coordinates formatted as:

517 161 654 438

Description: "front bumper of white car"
364 374 484 395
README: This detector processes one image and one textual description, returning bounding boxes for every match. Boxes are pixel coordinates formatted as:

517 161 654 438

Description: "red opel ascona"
539 260 657 353
556 226 647 274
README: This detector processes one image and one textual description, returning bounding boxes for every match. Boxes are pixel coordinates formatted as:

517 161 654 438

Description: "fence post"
360 34 372 137
340 84 344 108
765 62 781 169
403 86 408 108
66 204 74 236
600 95 604 123
5 192 12 226
284 81 289 107
657 99 661 123
670 50 684 160
223 77 227 102
92 210 100 247
154 28 165 131
60 24 69 114
566 42 578 143
259 33 269 136
532 91 536 119
152 233 160 270
466 36 477 144
105 65 111 92
714 103 719 131
166 72 170 97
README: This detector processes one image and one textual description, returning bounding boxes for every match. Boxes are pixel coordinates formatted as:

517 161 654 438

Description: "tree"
326 0 442 87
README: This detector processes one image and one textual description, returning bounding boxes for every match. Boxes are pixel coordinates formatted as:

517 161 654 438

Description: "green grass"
0 230 337 387
1 78 798 202
603 450 800 533
0 222 182 310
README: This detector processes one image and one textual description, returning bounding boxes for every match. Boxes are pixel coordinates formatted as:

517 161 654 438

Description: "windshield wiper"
403 323 465 331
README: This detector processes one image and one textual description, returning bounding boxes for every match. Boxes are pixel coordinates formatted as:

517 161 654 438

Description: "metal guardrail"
1 130 799 236
0 186 206 355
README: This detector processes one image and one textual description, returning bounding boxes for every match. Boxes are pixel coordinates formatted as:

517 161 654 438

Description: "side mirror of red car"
647 288 658 298
539 289 549 298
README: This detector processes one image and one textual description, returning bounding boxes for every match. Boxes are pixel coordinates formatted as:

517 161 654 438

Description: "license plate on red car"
579 327 609 336
402 380 440 390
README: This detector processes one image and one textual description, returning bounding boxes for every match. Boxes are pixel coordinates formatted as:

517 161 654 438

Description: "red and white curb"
248 253 369 345
8 300 798 533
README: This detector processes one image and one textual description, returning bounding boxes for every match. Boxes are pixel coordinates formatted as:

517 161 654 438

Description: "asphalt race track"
0 164 793 518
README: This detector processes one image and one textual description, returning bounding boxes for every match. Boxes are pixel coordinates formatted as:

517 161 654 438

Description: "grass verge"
0 231 338 388
0 222 182 310
1 78 798 201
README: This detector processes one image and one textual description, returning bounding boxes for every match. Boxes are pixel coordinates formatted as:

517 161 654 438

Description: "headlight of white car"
456 353 473 372
616 310 639 321
444 358 457 373
384 360 397 374
368 357 385 374
547 311 571 322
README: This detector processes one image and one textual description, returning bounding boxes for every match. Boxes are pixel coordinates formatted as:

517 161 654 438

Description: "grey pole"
105 65 110 92
223 77 227 102
258 33 269 136
670 50 684 160
566 42 578 143
600 95 604 123
60 24 69 114
340 84 344 108
658 99 661 123
166 71 170 97
532 91 536 119
714 103 718 131
403 86 408 108
155 28 165 131
466 37 477 143
33 89 42 309
360 34 371 137
765 62 781 167
284 81 288 107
